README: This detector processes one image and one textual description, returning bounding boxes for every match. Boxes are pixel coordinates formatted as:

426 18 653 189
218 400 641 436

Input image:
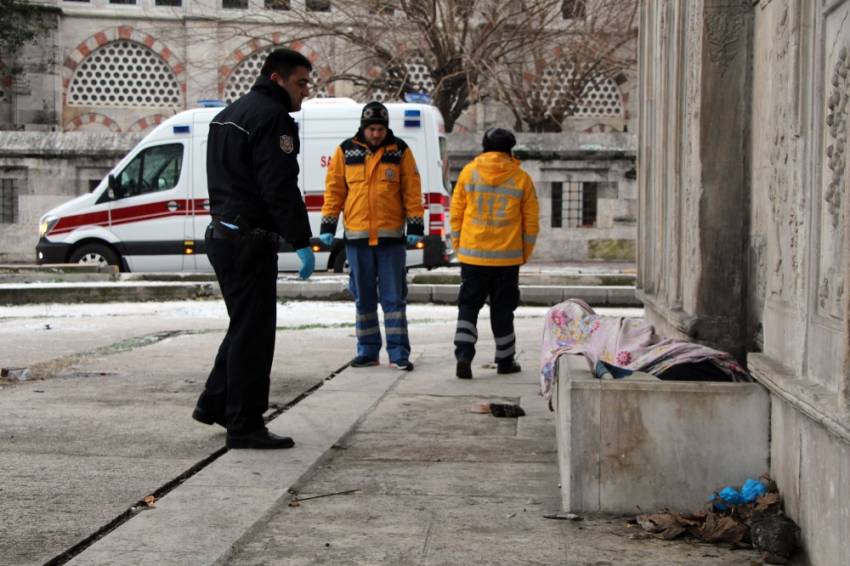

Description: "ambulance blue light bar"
173 125 190 134
404 109 421 128
197 99 226 107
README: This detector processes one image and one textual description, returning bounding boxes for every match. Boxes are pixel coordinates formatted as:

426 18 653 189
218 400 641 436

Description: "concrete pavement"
2 301 761 566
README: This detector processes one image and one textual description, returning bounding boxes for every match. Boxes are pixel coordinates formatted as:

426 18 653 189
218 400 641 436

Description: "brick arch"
127 113 169 133
583 124 623 134
218 37 334 97
64 112 121 133
62 26 187 105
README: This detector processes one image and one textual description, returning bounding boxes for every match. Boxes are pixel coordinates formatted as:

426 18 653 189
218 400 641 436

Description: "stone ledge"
748 353 850 444
554 354 769 514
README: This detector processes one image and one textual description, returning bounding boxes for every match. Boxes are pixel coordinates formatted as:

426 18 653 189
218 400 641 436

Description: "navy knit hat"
361 101 389 128
482 127 517 154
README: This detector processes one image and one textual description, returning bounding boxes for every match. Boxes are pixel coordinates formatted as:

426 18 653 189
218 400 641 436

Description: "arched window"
539 64 624 118
68 40 181 108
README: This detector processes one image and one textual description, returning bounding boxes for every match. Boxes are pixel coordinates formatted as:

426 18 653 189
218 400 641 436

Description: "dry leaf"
143 495 156 507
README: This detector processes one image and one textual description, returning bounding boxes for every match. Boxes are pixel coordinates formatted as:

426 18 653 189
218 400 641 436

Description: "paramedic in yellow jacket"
319 101 424 371
450 127 540 379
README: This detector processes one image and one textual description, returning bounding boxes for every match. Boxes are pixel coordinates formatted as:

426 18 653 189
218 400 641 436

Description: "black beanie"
482 127 517 154
361 101 389 128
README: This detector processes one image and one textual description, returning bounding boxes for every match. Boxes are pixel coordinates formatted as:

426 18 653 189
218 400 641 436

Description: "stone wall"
0 132 141 263
638 1 850 564
0 130 635 264
0 0 638 136
449 133 637 263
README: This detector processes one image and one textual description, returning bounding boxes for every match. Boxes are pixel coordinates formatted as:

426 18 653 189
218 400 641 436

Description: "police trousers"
196 223 278 435
453 263 520 363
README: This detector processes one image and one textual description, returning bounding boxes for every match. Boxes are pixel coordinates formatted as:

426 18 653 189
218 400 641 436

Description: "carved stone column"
637 0 753 361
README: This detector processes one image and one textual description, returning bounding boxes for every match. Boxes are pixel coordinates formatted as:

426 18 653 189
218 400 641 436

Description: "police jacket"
207 75 311 249
450 151 540 266
320 130 424 246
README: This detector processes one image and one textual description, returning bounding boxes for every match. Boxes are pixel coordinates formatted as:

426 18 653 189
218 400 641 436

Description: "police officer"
319 101 424 370
192 48 315 449
450 127 540 380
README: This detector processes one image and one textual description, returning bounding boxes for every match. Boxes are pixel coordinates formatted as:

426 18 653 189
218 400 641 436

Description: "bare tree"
485 0 638 132
266 0 567 132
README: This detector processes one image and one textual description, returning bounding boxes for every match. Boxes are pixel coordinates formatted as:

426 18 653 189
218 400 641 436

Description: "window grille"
155 0 182 6
0 179 18 224
369 58 434 102
224 48 328 103
68 40 181 108
538 65 624 118
552 181 597 228
264 0 290 8
223 0 247 8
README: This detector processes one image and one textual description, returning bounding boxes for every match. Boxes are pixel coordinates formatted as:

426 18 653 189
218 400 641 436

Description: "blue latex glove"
318 233 334 247
406 234 423 247
295 247 315 280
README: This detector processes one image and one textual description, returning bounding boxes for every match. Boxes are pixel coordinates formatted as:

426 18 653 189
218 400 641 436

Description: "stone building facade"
0 0 637 264
638 1 850 564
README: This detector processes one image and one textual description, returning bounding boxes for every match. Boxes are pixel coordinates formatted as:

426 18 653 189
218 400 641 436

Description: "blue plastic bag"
741 478 767 503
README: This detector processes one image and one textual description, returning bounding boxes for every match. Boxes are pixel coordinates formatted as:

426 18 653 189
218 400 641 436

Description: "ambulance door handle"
167 200 180 212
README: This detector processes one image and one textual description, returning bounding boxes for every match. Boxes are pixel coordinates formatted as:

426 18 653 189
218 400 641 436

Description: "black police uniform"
195 75 311 436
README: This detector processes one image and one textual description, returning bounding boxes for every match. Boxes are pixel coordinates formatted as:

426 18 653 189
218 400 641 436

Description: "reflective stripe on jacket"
450 152 540 266
320 132 424 246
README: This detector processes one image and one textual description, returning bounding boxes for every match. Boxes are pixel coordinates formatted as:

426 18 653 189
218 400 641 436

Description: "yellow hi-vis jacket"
320 133 424 246
450 151 540 266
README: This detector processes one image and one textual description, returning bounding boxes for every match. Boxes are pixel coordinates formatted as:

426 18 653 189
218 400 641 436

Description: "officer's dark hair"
260 48 313 79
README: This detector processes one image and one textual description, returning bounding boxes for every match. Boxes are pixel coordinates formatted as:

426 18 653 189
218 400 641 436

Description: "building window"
155 0 182 5
109 0 137 4
264 0 290 9
562 0 586 19
551 181 563 228
68 40 181 108
306 0 330 11
64 0 90 3
223 0 248 7
581 182 597 227
552 181 597 228
0 179 19 224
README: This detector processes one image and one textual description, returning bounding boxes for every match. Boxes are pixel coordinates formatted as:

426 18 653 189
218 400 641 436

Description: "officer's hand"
296 247 315 279
318 233 334 248
406 234 424 247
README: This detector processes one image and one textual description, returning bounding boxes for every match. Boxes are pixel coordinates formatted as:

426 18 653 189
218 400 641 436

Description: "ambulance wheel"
332 248 349 273
69 243 120 269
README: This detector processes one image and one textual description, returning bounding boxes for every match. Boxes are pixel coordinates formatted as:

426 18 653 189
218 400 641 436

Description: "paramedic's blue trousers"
196 223 277 435
454 263 520 364
346 242 410 363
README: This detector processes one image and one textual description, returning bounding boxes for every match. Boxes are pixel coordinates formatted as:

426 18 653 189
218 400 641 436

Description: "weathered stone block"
587 238 636 260
554 355 769 514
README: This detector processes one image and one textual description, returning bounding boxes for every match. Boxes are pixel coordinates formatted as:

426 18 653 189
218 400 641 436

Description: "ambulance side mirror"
107 174 124 200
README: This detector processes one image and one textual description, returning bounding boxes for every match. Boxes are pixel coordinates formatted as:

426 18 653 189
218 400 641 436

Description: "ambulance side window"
117 143 184 199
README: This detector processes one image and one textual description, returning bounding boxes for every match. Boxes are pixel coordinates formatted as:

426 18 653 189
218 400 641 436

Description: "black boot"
456 360 473 380
226 428 295 449
497 360 522 375
192 405 225 428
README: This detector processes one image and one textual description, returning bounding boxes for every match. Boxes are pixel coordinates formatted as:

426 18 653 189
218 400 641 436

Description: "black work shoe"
226 428 295 450
192 406 225 428
350 356 379 368
391 360 414 371
456 360 473 380
497 360 522 375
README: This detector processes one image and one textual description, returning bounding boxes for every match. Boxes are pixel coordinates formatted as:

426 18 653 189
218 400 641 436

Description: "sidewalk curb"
0 281 641 307
66 367 404 566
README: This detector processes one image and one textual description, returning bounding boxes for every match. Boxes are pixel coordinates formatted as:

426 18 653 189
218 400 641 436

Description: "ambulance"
35 98 452 273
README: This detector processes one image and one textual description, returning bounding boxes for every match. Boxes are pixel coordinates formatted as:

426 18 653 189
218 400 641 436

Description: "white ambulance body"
36 98 452 273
